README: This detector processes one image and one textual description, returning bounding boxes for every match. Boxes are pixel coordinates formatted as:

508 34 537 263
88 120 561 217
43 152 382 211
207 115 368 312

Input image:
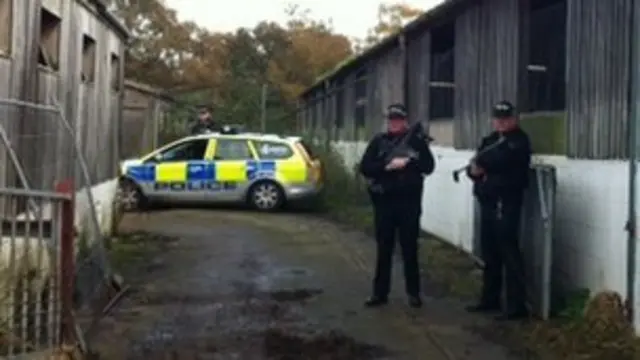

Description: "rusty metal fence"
0 98 119 356
472 164 557 319
0 187 73 358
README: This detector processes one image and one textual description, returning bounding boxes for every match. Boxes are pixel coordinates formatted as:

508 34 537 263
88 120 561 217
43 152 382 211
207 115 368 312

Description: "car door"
148 138 210 202
212 138 255 202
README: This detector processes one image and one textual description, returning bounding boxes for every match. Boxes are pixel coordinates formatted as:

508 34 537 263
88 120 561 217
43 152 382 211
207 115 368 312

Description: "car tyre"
116 179 147 212
247 180 285 211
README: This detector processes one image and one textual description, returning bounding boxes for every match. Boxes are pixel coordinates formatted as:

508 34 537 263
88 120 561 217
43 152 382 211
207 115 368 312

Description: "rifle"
452 136 505 183
364 122 433 194
382 121 432 164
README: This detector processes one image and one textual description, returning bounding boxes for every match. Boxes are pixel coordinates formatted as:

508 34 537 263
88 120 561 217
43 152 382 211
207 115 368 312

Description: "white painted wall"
19 179 119 238
74 179 118 237
334 141 630 297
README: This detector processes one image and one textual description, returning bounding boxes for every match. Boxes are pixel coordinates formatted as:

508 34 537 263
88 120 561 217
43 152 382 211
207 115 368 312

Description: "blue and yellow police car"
117 129 323 212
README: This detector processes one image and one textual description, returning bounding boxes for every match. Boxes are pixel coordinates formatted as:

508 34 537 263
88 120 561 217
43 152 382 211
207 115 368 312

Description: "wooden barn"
122 80 174 159
298 0 640 318
0 0 129 192
299 0 629 158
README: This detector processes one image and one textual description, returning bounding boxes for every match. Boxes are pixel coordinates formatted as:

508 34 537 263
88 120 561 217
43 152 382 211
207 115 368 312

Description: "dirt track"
91 209 521 360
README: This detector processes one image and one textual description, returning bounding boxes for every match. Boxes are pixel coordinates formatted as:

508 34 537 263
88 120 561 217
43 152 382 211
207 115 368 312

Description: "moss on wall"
519 112 566 155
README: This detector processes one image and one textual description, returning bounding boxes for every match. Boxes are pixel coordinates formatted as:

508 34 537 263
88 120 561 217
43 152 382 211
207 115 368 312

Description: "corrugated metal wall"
565 0 631 159
453 0 520 149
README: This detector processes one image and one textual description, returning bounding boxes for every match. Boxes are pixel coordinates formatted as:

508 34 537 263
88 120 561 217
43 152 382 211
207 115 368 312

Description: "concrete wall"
334 141 629 296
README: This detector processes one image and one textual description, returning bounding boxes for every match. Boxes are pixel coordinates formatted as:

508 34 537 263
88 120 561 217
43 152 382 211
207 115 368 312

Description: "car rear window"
297 140 317 160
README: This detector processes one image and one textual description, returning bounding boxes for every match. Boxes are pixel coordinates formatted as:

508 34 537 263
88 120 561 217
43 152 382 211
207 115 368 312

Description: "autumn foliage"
108 0 422 133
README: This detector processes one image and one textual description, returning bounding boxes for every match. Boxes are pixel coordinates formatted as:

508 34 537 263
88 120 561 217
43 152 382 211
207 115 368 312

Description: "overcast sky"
164 0 445 39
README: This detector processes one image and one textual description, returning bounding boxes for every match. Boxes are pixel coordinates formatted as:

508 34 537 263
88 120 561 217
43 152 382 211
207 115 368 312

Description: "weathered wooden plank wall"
12 0 42 193
343 72 356 140
299 0 635 160
121 81 171 159
406 30 430 128
372 45 405 134
565 0 631 159
0 0 127 196
453 0 520 149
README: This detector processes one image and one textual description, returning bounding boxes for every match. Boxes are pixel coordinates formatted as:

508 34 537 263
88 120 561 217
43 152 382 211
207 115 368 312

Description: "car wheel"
248 181 284 211
116 179 145 212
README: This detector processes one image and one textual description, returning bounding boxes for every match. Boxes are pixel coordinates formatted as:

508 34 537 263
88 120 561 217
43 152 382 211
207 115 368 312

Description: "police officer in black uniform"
466 101 532 321
359 104 435 308
190 104 221 134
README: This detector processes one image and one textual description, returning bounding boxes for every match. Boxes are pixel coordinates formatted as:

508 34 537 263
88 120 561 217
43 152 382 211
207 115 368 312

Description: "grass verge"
108 231 178 278
308 140 640 360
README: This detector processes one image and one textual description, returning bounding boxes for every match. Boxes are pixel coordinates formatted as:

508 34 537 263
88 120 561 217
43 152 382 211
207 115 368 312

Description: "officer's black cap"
492 101 516 119
386 103 408 119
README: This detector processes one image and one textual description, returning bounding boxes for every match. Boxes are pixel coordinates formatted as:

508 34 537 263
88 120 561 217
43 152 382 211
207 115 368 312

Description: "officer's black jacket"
359 131 435 194
467 127 531 202
190 120 221 135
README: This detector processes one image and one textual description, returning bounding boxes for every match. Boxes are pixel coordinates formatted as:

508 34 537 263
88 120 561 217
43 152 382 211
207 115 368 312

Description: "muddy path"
91 209 519 360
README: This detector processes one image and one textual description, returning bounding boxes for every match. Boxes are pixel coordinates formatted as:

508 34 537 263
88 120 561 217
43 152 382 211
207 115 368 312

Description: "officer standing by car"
359 103 435 308
190 104 221 134
465 100 532 321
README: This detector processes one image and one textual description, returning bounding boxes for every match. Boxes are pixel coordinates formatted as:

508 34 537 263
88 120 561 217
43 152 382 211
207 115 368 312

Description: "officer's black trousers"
478 198 527 312
371 193 422 298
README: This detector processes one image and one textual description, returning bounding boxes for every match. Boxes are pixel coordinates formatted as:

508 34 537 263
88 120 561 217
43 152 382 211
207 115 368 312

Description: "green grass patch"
109 231 178 274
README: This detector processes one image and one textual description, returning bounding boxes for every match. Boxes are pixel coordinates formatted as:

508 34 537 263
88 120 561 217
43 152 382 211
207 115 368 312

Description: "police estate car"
116 130 323 212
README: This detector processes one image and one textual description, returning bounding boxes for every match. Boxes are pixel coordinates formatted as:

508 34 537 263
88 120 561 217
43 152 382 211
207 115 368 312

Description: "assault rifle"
381 121 433 163
452 136 506 183
364 122 433 194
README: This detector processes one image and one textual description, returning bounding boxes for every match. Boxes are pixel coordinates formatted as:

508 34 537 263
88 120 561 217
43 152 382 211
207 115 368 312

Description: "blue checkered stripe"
126 160 277 183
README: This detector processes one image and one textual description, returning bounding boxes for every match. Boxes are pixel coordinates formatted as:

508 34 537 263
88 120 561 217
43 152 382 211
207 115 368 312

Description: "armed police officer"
190 104 221 135
359 103 435 309
466 101 532 321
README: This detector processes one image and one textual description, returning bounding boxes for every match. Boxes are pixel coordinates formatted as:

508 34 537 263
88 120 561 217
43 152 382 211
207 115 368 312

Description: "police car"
116 127 323 212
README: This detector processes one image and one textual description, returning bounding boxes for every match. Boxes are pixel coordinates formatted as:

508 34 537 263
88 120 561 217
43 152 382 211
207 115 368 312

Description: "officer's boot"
364 296 388 307
408 295 422 308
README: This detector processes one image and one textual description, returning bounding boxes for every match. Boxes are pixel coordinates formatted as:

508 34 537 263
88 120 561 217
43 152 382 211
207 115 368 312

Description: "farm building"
122 80 174 160
298 0 637 317
0 0 129 193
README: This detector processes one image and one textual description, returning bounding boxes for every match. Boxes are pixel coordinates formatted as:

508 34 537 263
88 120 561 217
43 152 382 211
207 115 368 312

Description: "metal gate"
0 187 74 358
472 164 557 319
0 97 119 357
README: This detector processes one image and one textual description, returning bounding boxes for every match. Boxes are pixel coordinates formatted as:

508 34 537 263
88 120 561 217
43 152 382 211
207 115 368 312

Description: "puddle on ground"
274 267 312 277
263 328 389 359
268 288 324 302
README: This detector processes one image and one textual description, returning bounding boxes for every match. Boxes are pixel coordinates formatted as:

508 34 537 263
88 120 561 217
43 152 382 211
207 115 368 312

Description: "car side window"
155 139 208 162
254 140 294 160
214 139 253 160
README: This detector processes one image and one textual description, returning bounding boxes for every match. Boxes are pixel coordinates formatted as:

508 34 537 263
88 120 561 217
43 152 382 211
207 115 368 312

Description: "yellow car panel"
215 161 249 182
156 162 188 182
273 159 307 183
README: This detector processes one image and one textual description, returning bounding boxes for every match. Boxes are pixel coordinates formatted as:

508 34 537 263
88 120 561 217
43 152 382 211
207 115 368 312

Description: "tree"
110 1 354 135
274 5 353 100
108 0 228 89
362 3 424 49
